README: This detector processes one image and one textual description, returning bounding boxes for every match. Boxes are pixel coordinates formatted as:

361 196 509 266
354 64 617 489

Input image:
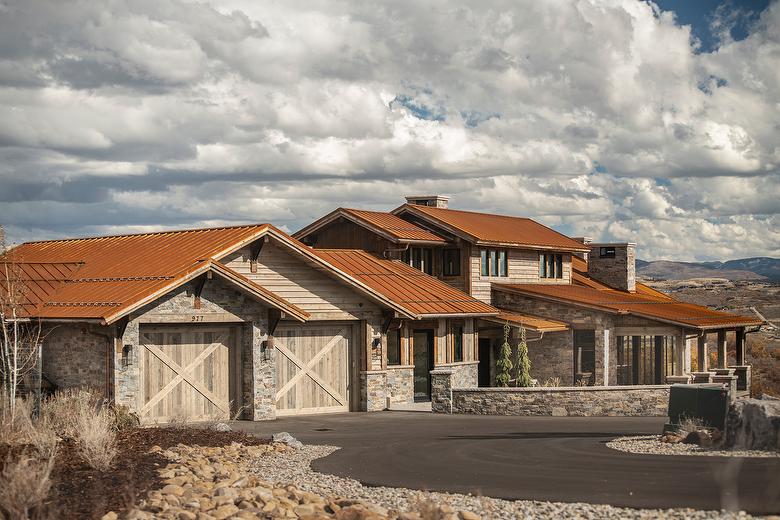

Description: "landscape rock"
209 422 232 432
273 431 304 449
725 398 780 451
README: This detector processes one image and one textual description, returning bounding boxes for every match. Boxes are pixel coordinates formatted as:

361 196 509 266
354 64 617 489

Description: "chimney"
587 242 636 292
0 225 5 253
572 237 592 260
405 195 449 209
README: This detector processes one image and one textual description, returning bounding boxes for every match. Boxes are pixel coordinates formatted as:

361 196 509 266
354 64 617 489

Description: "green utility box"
665 383 730 432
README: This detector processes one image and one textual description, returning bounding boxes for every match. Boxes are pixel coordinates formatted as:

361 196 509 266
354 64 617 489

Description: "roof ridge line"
19 223 270 245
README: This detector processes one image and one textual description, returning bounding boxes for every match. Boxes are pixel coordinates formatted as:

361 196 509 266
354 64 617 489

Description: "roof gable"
393 204 590 251
294 208 445 244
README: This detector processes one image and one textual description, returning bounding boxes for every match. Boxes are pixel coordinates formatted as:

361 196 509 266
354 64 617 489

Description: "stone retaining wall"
386 366 414 404
431 369 669 417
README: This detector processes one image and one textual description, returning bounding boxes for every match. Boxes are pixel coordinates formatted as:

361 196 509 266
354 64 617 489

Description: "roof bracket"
193 274 208 309
250 236 269 273
115 316 129 341
268 308 283 335
382 310 398 333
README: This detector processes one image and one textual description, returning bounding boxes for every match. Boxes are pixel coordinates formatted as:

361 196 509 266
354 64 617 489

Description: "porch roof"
482 310 569 332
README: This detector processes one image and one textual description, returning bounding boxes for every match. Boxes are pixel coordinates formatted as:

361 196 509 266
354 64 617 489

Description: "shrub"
495 323 513 387
75 406 117 471
541 377 561 388
0 453 54 520
0 393 58 458
513 326 532 388
108 404 140 431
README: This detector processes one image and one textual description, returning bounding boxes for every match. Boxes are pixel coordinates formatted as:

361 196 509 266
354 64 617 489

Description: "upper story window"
404 247 433 275
539 253 563 279
600 247 616 258
442 248 460 276
481 249 508 277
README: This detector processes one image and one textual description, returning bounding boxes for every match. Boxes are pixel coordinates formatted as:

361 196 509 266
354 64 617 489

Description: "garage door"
274 323 353 416
139 326 237 422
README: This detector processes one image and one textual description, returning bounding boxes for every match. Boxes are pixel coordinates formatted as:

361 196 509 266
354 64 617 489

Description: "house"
0 224 497 421
295 196 763 392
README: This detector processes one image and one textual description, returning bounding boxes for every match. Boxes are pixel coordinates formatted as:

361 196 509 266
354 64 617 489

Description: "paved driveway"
233 412 780 514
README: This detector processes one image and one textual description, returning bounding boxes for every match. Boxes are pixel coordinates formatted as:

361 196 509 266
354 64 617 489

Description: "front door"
413 329 434 401
478 338 492 387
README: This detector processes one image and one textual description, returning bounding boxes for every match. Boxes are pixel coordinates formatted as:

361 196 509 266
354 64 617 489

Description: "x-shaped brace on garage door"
274 329 347 406
140 336 230 416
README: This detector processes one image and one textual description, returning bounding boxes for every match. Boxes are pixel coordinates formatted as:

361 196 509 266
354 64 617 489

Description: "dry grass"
0 453 55 520
539 377 561 387
74 403 117 471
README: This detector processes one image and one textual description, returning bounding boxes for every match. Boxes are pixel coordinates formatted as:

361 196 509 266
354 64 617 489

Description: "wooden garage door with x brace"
274 323 353 416
139 326 238 422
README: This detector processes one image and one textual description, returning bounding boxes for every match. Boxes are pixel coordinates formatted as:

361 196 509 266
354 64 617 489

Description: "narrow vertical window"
453 325 464 362
539 254 546 278
498 250 507 277
481 249 489 276
490 249 498 276
387 329 401 366
555 254 563 279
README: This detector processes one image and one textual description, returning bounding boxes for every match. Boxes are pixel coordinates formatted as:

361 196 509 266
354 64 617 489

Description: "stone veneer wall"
525 332 572 386
42 324 111 396
386 366 414 404
361 371 387 411
431 370 669 417
438 361 478 388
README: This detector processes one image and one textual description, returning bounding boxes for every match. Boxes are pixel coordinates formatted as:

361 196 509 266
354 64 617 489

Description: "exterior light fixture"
261 338 274 361
121 345 133 368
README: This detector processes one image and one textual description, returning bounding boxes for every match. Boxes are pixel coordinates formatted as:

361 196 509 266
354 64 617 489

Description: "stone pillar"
697 335 708 372
716 330 727 369
728 365 751 393
430 369 453 414
735 328 746 366
667 374 692 384
684 337 692 374
252 322 276 420
603 329 610 386
712 374 738 402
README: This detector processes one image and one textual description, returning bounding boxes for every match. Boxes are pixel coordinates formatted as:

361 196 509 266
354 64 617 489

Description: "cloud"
0 0 778 261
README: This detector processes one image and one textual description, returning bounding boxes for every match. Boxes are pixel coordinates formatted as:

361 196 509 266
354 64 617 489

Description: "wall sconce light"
261 338 274 361
121 345 133 368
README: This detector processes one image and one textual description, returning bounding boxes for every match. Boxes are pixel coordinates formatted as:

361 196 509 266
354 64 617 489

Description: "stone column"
716 330 727 369
684 337 692 374
252 322 276 420
735 328 746 366
430 369 453 414
697 335 708 371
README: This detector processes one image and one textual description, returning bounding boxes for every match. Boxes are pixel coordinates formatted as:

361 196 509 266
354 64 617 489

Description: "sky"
0 0 778 261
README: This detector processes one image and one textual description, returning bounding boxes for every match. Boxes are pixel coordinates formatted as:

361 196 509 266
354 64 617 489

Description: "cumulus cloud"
0 0 778 261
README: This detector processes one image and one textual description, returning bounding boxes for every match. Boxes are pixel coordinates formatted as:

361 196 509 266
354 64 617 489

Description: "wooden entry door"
274 323 352 416
140 326 236 422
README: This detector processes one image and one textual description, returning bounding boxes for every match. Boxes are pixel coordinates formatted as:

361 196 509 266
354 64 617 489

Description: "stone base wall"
449 386 669 417
526 333 573 386
42 324 111 397
431 369 453 414
386 366 414 404
437 361 478 388
361 371 387 411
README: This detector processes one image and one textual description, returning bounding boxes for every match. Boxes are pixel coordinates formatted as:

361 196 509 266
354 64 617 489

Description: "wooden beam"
193 274 207 309
735 328 746 365
268 308 282 336
381 310 395 333
654 336 664 384
250 236 269 273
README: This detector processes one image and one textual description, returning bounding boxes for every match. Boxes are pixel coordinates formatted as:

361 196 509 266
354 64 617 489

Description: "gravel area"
249 443 766 520
607 436 780 458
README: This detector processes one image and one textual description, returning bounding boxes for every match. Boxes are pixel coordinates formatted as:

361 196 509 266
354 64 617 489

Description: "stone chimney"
587 242 636 292
405 195 449 209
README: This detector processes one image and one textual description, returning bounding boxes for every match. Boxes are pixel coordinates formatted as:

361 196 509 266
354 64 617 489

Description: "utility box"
665 383 730 432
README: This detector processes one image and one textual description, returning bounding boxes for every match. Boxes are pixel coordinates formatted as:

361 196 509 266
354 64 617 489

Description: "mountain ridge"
636 257 780 281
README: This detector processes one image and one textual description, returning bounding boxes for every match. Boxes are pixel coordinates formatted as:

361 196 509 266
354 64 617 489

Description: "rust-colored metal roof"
311 249 498 318
394 204 590 251
483 309 569 332
494 283 762 330
293 207 445 244
0 224 309 323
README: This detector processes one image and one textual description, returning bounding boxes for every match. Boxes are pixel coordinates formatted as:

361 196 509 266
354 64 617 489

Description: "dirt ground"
1 427 267 520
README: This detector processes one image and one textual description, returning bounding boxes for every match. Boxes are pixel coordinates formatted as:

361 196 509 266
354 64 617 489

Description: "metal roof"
0 224 308 323
393 204 591 251
293 207 445 244
483 310 569 332
311 249 499 318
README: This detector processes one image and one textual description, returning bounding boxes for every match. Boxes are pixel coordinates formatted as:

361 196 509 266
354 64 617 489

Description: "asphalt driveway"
232 412 780 514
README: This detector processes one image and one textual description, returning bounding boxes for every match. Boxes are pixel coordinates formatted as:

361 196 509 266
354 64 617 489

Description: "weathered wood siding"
305 218 398 256
222 242 381 320
470 248 572 303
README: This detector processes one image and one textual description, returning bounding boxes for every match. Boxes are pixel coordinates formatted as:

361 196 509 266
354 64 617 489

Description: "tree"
0 226 42 415
514 326 532 387
495 322 513 387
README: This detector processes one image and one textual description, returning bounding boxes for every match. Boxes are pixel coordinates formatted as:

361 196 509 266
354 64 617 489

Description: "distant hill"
636 257 780 281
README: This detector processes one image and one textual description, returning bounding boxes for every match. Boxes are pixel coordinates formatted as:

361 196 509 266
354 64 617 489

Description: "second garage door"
274 323 354 416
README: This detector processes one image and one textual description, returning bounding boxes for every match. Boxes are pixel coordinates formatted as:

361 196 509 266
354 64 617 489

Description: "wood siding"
306 218 398 255
223 243 380 320
470 248 572 303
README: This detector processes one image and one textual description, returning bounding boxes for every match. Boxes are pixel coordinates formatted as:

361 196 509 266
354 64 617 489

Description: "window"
573 330 596 385
617 335 677 385
481 249 508 277
539 253 563 278
442 249 460 276
404 247 433 274
600 247 616 258
452 324 464 362
387 329 401 366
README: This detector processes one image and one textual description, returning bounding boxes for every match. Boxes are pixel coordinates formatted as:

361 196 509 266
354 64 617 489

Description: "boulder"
209 422 232 432
272 431 304 449
725 398 780 451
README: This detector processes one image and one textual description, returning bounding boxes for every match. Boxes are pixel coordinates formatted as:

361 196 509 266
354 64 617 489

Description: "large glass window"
387 329 401 366
405 247 433 274
481 249 508 277
617 335 677 385
573 330 596 385
452 324 464 362
442 249 460 276
539 253 563 279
